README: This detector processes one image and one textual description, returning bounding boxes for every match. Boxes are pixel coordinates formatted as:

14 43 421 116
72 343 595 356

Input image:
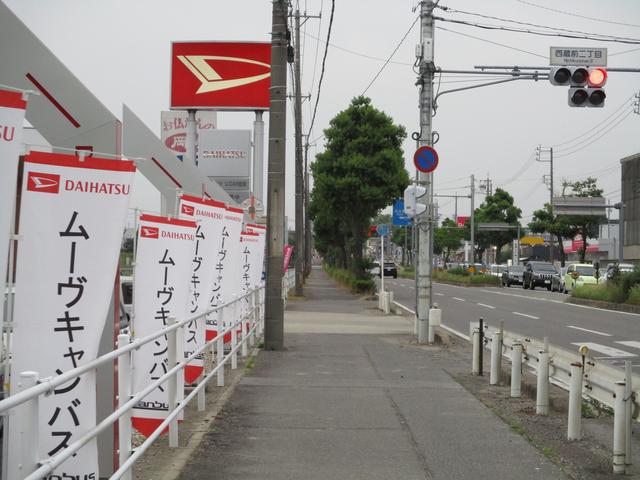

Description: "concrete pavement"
177 266 566 479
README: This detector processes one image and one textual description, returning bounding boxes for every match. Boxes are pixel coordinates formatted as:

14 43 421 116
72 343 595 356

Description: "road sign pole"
380 233 385 294
470 174 475 263
417 0 434 345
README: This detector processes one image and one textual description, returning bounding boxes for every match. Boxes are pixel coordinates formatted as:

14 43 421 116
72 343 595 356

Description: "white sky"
5 0 640 228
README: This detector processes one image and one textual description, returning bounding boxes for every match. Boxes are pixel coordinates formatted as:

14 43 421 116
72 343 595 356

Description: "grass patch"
323 264 375 294
244 354 257 372
626 285 640 305
433 271 500 286
398 268 414 279
256 341 264 349
572 283 626 303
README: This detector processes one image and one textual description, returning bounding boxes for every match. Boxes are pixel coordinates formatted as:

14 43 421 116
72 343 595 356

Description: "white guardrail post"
490 331 501 386
17 371 39 478
510 342 522 398
536 348 550 416
167 316 179 448
613 381 627 474
117 334 132 480
217 332 225 387
625 360 633 469
428 305 440 345
472 327 480 375
567 362 583 441
231 325 238 370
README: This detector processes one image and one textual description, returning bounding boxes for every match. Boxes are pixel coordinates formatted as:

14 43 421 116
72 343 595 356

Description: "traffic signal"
403 185 426 218
548 66 607 107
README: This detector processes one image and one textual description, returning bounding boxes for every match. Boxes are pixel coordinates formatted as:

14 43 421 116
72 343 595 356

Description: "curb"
568 296 640 314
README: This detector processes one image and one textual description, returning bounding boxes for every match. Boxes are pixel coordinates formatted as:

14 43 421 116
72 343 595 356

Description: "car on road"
489 264 507 278
564 263 599 292
604 263 635 281
551 267 568 293
522 261 557 290
501 265 524 287
382 262 398 278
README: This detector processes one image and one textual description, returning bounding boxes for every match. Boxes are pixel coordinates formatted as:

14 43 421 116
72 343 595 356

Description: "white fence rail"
1 285 265 480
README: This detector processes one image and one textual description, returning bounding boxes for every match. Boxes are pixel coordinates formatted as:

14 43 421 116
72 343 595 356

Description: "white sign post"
9 151 135 479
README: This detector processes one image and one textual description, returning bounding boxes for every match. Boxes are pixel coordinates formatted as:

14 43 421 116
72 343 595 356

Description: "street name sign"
550 47 607 67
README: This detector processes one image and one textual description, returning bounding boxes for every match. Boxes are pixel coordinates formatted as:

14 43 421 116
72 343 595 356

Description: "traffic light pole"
470 174 475 263
416 0 435 345
293 8 304 297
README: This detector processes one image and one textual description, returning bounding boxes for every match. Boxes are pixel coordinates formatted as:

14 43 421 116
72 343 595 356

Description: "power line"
611 46 640 57
306 0 334 140
437 5 640 42
497 150 537 187
434 16 640 45
435 25 546 58
515 0 640 29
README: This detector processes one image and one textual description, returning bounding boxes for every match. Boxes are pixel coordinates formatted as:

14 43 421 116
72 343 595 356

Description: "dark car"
522 261 557 290
501 265 524 287
382 262 398 278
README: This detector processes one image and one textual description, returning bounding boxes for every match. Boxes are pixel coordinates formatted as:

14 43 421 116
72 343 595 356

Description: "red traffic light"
588 68 607 88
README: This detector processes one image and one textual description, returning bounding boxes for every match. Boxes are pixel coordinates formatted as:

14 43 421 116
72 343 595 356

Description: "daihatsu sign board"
171 41 271 110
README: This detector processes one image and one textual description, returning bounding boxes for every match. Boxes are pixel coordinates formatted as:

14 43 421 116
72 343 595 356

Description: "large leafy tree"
529 203 576 267
435 218 465 264
562 177 604 263
309 97 409 278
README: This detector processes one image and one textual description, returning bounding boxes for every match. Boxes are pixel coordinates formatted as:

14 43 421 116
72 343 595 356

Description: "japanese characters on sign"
549 46 607 67
178 195 226 384
9 151 135 480
0 89 26 332
160 110 217 161
131 214 196 438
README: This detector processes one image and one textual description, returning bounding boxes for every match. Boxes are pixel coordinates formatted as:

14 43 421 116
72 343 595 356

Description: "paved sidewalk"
178 266 566 479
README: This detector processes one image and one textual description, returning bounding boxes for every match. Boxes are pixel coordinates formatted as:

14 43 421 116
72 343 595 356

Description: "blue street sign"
376 223 389 236
392 199 411 226
413 145 439 173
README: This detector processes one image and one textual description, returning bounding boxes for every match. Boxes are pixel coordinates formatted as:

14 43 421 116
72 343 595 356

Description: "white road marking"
615 341 640 350
513 311 539 319
567 325 612 337
434 292 444 297
571 342 636 358
453 297 466 302
477 303 496 309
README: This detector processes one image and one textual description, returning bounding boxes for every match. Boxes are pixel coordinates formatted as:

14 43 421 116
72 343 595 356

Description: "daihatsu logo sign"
171 42 271 110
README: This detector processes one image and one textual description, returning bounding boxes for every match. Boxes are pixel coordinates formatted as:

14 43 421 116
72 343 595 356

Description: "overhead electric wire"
437 5 640 42
611 46 640 57
515 0 640 29
306 0 334 140
308 0 324 99
435 25 546 58
434 16 640 45
497 150 537 187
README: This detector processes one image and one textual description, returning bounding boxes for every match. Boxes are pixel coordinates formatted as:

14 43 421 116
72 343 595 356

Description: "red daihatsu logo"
181 204 195 216
27 171 60 194
141 226 159 239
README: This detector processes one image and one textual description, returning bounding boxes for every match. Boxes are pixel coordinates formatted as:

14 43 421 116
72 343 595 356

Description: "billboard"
161 110 217 160
198 129 251 203
171 41 271 110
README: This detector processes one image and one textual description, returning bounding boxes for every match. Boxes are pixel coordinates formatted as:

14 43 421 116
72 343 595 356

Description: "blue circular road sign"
376 224 389 236
413 146 439 173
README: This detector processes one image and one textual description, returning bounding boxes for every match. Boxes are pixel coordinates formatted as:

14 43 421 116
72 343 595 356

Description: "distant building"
622 153 640 261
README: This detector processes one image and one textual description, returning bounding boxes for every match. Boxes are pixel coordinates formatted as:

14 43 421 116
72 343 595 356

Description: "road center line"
453 297 465 302
567 325 612 337
513 311 539 319
477 303 496 309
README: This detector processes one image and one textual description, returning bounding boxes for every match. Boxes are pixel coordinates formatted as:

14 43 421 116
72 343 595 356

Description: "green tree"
528 203 576 267
309 97 409 278
562 177 604 263
435 218 464 264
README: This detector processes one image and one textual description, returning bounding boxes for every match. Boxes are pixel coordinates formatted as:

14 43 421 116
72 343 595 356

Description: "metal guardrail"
1 285 265 480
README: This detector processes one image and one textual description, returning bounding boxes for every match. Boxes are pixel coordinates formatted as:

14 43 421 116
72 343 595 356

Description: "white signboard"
178 195 226 384
131 214 195 437
550 46 607 67
198 129 251 204
0 89 26 331
207 206 244 341
9 151 135 479
246 223 267 285
161 110 217 161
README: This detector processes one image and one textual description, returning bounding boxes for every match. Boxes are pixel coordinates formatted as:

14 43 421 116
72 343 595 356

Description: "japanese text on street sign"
550 47 607 67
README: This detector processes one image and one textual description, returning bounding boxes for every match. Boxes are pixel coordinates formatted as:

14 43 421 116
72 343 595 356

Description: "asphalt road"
381 276 640 369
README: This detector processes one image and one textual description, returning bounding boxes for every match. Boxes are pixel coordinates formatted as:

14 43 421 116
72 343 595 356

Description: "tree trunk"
556 234 566 267
496 245 503 264
580 230 588 263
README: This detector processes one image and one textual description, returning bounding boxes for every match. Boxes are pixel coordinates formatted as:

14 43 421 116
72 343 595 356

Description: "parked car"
564 263 599 292
501 265 524 287
382 262 398 278
604 263 635 281
522 261 557 290
489 264 507 278
551 267 568 293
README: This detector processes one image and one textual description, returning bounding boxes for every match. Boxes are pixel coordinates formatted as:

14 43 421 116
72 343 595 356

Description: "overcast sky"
5 0 640 228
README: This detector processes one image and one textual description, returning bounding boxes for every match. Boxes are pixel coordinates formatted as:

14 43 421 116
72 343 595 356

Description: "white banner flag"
208 206 244 342
178 195 225 384
9 151 135 479
245 223 267 286
0 89 26 329
131 214 195 437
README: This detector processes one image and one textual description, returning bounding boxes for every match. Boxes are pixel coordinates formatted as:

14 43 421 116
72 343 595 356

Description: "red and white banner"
9 151 135 479
246 223 266 286
0 89 26 330
178 195 225 384
171 41 271 110
207 206 244 341
283 244 293 272
240 231 262 292
131 215 196 438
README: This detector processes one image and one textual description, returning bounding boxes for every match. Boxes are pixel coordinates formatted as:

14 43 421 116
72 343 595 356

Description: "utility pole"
304 139 313 277
293 8 304 297
264 0 289 351
416 0 435 344
470 174 475 263
537 145 555 263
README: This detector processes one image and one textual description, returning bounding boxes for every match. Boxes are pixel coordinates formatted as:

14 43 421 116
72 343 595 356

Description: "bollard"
117 334 133 480
217 335 225 387
231 327 238 370
16 371 39 477
478 318 484 376
625 361 632 468
197 376 206 412
511 343 523 397
167 317 179 448
428 305 441 345
490 331 502 385
536 350 550 415
472 329 480 375
613 381 627 474
241 320 248 358
567 362 583 440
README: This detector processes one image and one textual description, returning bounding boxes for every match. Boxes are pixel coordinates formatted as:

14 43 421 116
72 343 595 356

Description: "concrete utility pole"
304 139 313 277
470 174 475 263
265 0 289 351
293 8 304 296
537 145 555 263
416 0 435 344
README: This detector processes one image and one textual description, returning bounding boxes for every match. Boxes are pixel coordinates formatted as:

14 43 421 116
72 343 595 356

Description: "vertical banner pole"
117 334 132 480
